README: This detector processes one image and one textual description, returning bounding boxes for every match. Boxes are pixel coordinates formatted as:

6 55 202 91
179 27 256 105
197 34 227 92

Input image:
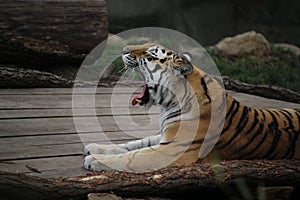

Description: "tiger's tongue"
131 84 147 106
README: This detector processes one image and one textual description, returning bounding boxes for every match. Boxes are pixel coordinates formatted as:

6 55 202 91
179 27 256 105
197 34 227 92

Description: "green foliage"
207 45 300 93
110 43 300 93
112 56 125 76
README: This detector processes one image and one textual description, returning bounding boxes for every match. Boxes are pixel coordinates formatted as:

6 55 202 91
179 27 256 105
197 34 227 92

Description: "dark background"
107 0 300 46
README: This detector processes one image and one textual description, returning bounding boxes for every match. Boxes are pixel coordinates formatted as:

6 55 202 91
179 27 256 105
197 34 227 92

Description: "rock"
273 43 300 55
214 31 270 60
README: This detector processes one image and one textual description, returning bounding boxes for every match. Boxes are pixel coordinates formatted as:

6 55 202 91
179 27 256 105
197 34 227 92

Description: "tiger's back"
215 93 300 160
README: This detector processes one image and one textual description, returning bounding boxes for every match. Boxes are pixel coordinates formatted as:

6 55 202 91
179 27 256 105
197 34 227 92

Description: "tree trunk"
0 160 299 199
0 0 108 67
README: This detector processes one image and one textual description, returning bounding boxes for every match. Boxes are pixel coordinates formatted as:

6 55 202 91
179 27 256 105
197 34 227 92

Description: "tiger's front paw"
83 155 112 171
83 143 105 156
83 143 127 156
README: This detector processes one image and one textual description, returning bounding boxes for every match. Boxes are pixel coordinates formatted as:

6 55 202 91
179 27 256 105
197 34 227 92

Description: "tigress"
83 43 300 172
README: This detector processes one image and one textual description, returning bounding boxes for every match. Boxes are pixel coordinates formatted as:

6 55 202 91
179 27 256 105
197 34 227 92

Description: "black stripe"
244 109 260 135
157 67 168 83
163 109 182 122
237 131 268 159
148 137 152 147
200 76 211 103
283 110 300 158
143 60 154 80
148 84 158 93
235 106 250 134
234 110 265 155
261 110 281 158
157 85 166 105
220 106 249 148
280 110 294 142
239 110 267 158
220 99 240 136
180 81 193 113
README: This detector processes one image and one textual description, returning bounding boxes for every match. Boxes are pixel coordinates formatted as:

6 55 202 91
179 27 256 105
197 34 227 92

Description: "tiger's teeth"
135 99 142 103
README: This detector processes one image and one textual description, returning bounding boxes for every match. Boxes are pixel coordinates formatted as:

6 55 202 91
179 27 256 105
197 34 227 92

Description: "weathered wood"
0 67 75 88
0 142 82 161
0 130 156 147
0 0 108 66
0 160 299 200
0 155 86 177
0 94 139 109
0 92 299 110
0 116 159 137
0 87 143 95
223 76 300 104
0 108 158 119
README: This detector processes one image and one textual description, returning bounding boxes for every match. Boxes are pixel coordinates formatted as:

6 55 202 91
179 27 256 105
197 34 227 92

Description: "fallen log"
223 76 300 104
0 67 74 88
0 0 108 67
0 160 299 199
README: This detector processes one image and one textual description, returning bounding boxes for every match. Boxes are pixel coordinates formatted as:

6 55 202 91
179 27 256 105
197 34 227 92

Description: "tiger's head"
122 43 200 111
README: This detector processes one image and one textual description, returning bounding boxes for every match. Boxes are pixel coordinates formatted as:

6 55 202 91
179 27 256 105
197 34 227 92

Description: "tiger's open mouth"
131 84 150 106
122 53 150 107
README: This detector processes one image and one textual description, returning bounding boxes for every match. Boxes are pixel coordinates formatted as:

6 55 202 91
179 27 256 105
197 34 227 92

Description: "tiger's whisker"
117 66 127 74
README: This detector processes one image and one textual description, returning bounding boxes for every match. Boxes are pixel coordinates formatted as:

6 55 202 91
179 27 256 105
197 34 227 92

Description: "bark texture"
0 0 108 67
0 160 299 199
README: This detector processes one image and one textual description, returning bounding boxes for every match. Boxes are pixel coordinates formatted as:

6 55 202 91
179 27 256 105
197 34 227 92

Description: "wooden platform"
0 87 300 199
0 87 160 178
0 88 300 178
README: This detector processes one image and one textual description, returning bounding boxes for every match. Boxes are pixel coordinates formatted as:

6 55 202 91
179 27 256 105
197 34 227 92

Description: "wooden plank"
0 155 87 178
0 90 299 110
0 116 159 137
229 91 300 108
0 87 142 95
0 107 159 119
0 130 156 148
0 142 83 161
0 94 138 109
0 132 156 161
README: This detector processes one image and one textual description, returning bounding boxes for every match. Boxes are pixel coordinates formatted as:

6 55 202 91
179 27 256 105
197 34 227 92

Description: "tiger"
83 43 300 172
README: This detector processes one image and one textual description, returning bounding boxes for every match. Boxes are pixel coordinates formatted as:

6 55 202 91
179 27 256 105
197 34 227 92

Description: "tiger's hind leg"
83 135 161 156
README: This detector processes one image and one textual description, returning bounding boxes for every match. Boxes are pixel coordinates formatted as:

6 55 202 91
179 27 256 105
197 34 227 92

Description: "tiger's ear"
181 52 192 63
176 64 193 76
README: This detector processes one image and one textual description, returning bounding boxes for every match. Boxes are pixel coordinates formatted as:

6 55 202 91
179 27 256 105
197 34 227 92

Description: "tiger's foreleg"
83 135 161 156
83 141 181 172
83 121 203 172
